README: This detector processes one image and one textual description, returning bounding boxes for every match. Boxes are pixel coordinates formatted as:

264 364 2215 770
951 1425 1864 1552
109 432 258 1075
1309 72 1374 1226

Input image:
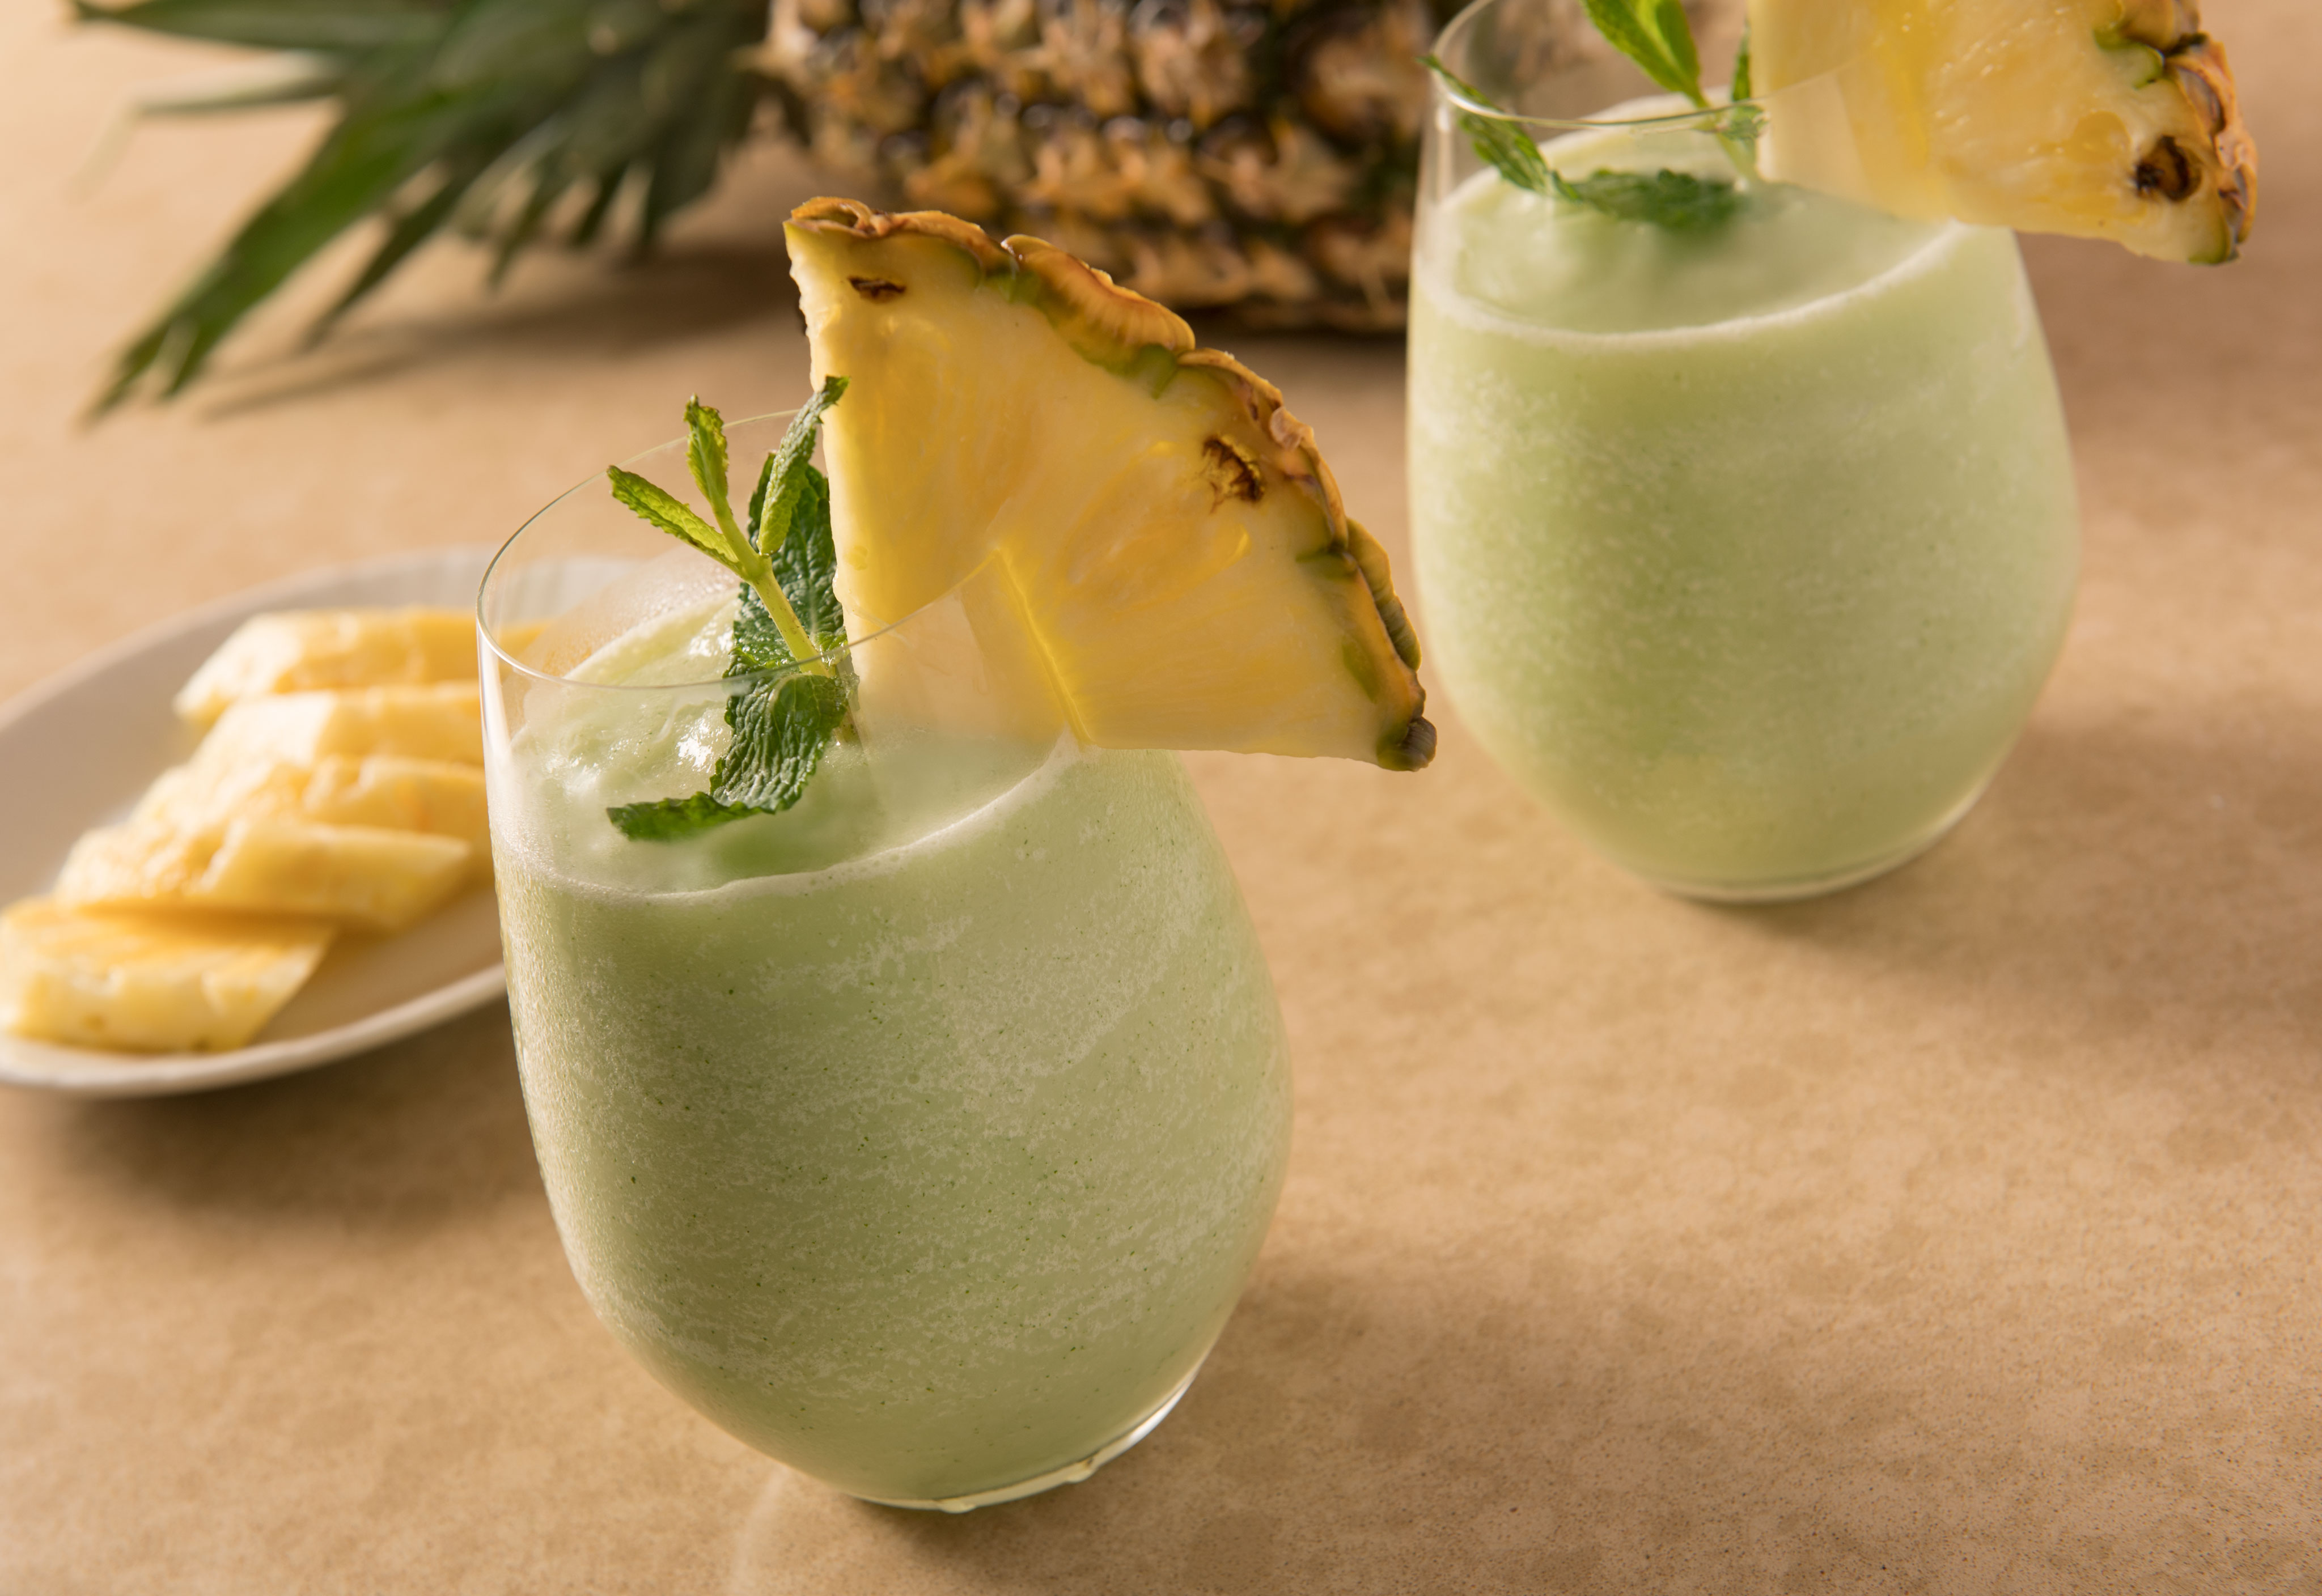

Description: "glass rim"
477 409 924 695
1429 0 1758 133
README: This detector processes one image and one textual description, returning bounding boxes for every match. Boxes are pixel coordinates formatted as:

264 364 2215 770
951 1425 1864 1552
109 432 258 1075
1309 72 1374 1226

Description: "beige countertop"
3 3 2317 1590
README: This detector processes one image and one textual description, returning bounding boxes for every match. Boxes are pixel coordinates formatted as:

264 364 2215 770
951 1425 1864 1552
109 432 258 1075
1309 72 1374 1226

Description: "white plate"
0 549 507 1097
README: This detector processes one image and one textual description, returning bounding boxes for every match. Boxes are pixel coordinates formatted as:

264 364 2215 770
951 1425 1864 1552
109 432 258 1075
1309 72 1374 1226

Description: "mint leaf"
1582 0 1706 107
757 465 845 652
1551 168 1742 229
684 396 748 558
754 376 849 561
714 672 849 810
1731 20 1753 104
607 466 727 563
1420 56 1551 195
605 789 751 842
608 672 849 840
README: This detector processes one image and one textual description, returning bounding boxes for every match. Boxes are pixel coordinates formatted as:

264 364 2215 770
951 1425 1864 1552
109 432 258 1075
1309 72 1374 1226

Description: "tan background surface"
2 2 2317 1590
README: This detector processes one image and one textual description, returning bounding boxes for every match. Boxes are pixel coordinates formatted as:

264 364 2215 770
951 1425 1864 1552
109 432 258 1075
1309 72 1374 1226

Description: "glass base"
851 1359 1205 1514
1630 779 1993 905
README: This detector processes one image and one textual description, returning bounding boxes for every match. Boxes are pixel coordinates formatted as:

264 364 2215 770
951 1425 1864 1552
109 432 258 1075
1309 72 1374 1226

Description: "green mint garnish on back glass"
603 383 855 841
1550 167 1742 228
1422 2 1761 224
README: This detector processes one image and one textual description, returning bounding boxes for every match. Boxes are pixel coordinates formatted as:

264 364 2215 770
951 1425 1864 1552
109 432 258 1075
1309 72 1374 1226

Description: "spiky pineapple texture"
82 0 1643 401
761 0 1463 330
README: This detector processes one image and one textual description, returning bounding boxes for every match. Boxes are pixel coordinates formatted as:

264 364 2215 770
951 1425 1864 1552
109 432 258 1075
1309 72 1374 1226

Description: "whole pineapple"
759 0 1459 329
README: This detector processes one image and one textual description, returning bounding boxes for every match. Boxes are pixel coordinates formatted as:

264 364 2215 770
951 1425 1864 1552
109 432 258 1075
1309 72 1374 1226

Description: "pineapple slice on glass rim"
785 198 1434 773
1748 0 2257 263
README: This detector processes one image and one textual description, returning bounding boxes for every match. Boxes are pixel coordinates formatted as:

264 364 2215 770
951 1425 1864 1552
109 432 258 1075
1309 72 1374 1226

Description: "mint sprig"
1423 57 1742 229
1422 56 1553 195
1425 3 1762 201
605 392 856 842
610 377 849 674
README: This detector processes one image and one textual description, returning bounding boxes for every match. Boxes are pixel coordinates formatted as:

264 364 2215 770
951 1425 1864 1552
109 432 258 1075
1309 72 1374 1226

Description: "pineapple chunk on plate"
173 606 478 727
0 549 507 1097
1 899 332 1054
59 816 474 933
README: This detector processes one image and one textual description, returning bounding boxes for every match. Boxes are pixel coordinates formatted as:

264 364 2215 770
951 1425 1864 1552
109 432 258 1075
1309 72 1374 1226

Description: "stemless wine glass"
478 417 1291 1510
1409 0 2080 901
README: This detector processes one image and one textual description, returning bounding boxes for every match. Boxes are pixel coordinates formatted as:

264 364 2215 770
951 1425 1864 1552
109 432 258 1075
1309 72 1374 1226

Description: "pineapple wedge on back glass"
1409 0 2253 901
484 227 1430 1509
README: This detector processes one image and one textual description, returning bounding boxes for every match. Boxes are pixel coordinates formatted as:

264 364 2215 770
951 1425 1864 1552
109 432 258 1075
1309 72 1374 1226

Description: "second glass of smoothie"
480 418 1291 1510
1409 0 2080 901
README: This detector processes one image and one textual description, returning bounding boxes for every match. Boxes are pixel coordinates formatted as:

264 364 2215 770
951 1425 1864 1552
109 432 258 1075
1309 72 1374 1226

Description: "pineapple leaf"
312 154 490 339
1580 0 1708 108
71 0 444 53
92 83 493 410
1731 20 1753 103
1420 57 1552 196
81 0 769 410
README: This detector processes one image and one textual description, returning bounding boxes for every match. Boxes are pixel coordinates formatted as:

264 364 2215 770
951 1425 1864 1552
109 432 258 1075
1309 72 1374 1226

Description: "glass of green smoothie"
1410 0 2080 901
478 415 1291 1510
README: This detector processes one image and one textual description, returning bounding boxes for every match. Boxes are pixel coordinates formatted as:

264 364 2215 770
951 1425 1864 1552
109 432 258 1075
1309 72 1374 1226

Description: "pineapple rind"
1751 0 2256 263
757 0 1439 329
1 898 331 1054
787 199 1431 769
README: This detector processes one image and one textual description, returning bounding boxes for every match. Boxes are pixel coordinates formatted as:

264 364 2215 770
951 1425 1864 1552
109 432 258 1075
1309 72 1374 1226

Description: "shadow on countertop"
33 1000 539 1234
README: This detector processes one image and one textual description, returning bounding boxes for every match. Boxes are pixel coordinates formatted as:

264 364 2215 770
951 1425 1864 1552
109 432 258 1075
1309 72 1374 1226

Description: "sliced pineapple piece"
1 897 332 1054
193 819 473 932
130 750 308 834
176 607 477 727
56 820 214 909
785 200 1433 770
204 683 483 769
300 756 490 868
60 814 473 932
1750 0 2257 263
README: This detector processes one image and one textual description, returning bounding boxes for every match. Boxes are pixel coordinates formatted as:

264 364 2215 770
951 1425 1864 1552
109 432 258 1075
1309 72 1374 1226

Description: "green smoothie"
1409 122 2080 897
490 598 1291 1506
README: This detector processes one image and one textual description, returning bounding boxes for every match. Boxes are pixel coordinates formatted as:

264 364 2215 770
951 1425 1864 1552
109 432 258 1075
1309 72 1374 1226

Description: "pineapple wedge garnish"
176 607 477 727
1 898 331 1054
785 200 1433 770
1750 0 2257 263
